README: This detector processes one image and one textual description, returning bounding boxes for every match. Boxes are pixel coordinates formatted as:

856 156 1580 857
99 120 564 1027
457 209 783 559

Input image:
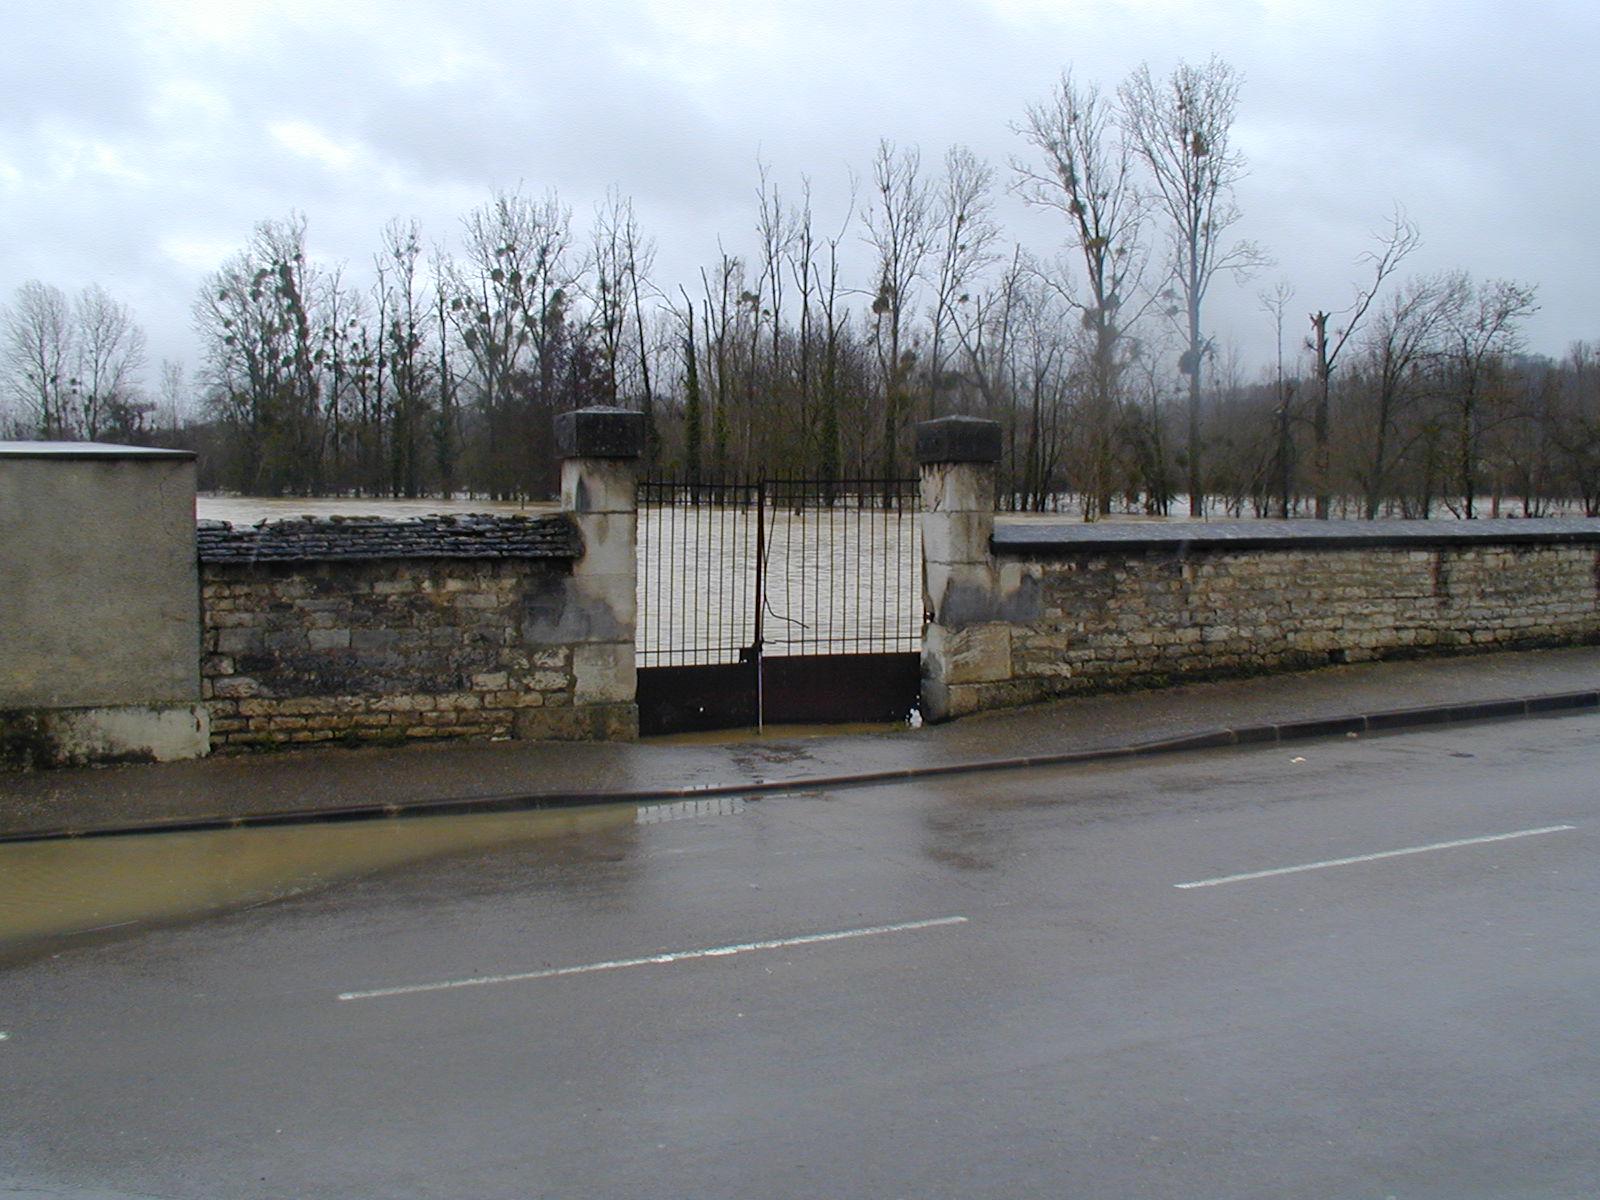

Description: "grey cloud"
0 4 150 137
2 0 1597 386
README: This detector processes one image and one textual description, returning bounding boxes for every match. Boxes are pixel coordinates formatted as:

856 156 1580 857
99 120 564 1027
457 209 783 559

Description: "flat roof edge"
0 441 195 461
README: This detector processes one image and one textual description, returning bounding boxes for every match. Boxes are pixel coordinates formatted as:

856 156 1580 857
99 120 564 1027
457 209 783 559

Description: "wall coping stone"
555 407 645 459
0 440 194 460
994 517 1600 556
915 417 1002 465
197 513 581 564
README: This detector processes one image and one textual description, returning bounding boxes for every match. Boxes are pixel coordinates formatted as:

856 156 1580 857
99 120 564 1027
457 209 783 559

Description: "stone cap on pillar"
555 407 645 459
916 416 1002 465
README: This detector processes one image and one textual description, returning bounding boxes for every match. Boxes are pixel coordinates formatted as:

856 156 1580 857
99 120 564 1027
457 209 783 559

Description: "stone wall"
916 416 1600 722
198 514 637 750
934 520 1600 716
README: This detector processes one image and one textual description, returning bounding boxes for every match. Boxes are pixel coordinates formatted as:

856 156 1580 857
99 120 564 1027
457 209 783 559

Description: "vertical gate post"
555 406 644 738
916 417 1008 722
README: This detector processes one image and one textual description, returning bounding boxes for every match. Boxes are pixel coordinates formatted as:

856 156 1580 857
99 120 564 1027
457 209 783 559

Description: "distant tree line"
4 56 1593 517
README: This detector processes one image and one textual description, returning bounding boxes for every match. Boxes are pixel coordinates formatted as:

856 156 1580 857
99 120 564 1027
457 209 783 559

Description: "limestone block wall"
198 514 637 750
958 521 1600 714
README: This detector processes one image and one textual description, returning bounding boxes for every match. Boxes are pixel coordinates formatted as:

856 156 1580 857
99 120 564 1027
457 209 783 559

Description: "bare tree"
1125 342 1181 514
753 160 798 465
1016 70 1147 518
196 251 275 488
430 247 459 496
955 245 1025 418
1120 56 1263 515
863 140 934 480
755 161 794 385
1502 356 1561 516
352 258 388 492
1444 277 1539 516
952 247 1036 504
619 199 659 465
585 189 658 458
1306 208 1419 516
587 191 631 407
2 281 74 438
927 145 1000 422
699 250 742 476
1013 273 1073 510
787 178 820 456
154 359 189 433
260 216 330 491
71 284 147 440
195 214 328 493
672 284 705 479
1551 342 1600 514
378 218 434 496
1352 270 1463 517
813 188 856 483
1258 280 1297 516
1207 342 1277 517
444 188 574 496
319 264 363 490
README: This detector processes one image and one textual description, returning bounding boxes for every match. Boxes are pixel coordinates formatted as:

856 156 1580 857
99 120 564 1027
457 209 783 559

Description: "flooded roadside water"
0 804 638 961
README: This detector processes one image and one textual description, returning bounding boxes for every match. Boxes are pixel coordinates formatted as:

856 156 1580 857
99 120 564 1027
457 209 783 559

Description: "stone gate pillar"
554 406 644 739
917 417 1009 722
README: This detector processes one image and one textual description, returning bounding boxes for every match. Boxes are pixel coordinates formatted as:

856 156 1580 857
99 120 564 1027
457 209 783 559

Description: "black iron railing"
636 476 921 668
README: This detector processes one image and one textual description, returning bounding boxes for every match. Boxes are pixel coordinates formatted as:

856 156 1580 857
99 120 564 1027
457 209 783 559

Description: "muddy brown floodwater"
0 805 636 960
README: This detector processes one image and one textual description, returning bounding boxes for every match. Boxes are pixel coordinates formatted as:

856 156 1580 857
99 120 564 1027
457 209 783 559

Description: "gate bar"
754 478 766 730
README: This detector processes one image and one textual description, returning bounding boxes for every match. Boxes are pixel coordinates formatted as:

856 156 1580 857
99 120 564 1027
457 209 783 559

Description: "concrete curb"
4 689 1596 845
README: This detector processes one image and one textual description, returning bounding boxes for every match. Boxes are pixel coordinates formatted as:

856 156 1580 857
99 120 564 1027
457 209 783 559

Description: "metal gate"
636 476 922 735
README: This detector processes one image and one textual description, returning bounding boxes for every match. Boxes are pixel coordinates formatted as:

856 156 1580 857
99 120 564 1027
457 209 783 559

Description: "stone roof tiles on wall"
197 513 582 564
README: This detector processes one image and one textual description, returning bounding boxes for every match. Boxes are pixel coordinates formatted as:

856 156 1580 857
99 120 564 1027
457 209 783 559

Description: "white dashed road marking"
338 915 969 1002
1176 824 1577 889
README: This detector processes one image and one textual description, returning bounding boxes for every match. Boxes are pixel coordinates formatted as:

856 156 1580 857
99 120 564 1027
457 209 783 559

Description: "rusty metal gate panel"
636 476 921 735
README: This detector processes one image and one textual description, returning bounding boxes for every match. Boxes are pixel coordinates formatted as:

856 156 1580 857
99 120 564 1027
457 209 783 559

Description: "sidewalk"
4 645 1598 841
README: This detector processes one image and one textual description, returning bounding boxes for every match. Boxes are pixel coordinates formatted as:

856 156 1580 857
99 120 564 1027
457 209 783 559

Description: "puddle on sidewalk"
0 804 642 957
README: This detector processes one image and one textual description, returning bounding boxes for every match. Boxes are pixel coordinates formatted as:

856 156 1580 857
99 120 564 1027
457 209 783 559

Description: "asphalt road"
3 715 1598 1198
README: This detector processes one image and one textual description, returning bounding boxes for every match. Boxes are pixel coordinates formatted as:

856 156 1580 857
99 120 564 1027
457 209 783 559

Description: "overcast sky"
3 0 1596 388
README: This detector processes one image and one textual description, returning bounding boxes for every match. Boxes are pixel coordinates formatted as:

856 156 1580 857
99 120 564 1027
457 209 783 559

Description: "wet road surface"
3 716 1598 1198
